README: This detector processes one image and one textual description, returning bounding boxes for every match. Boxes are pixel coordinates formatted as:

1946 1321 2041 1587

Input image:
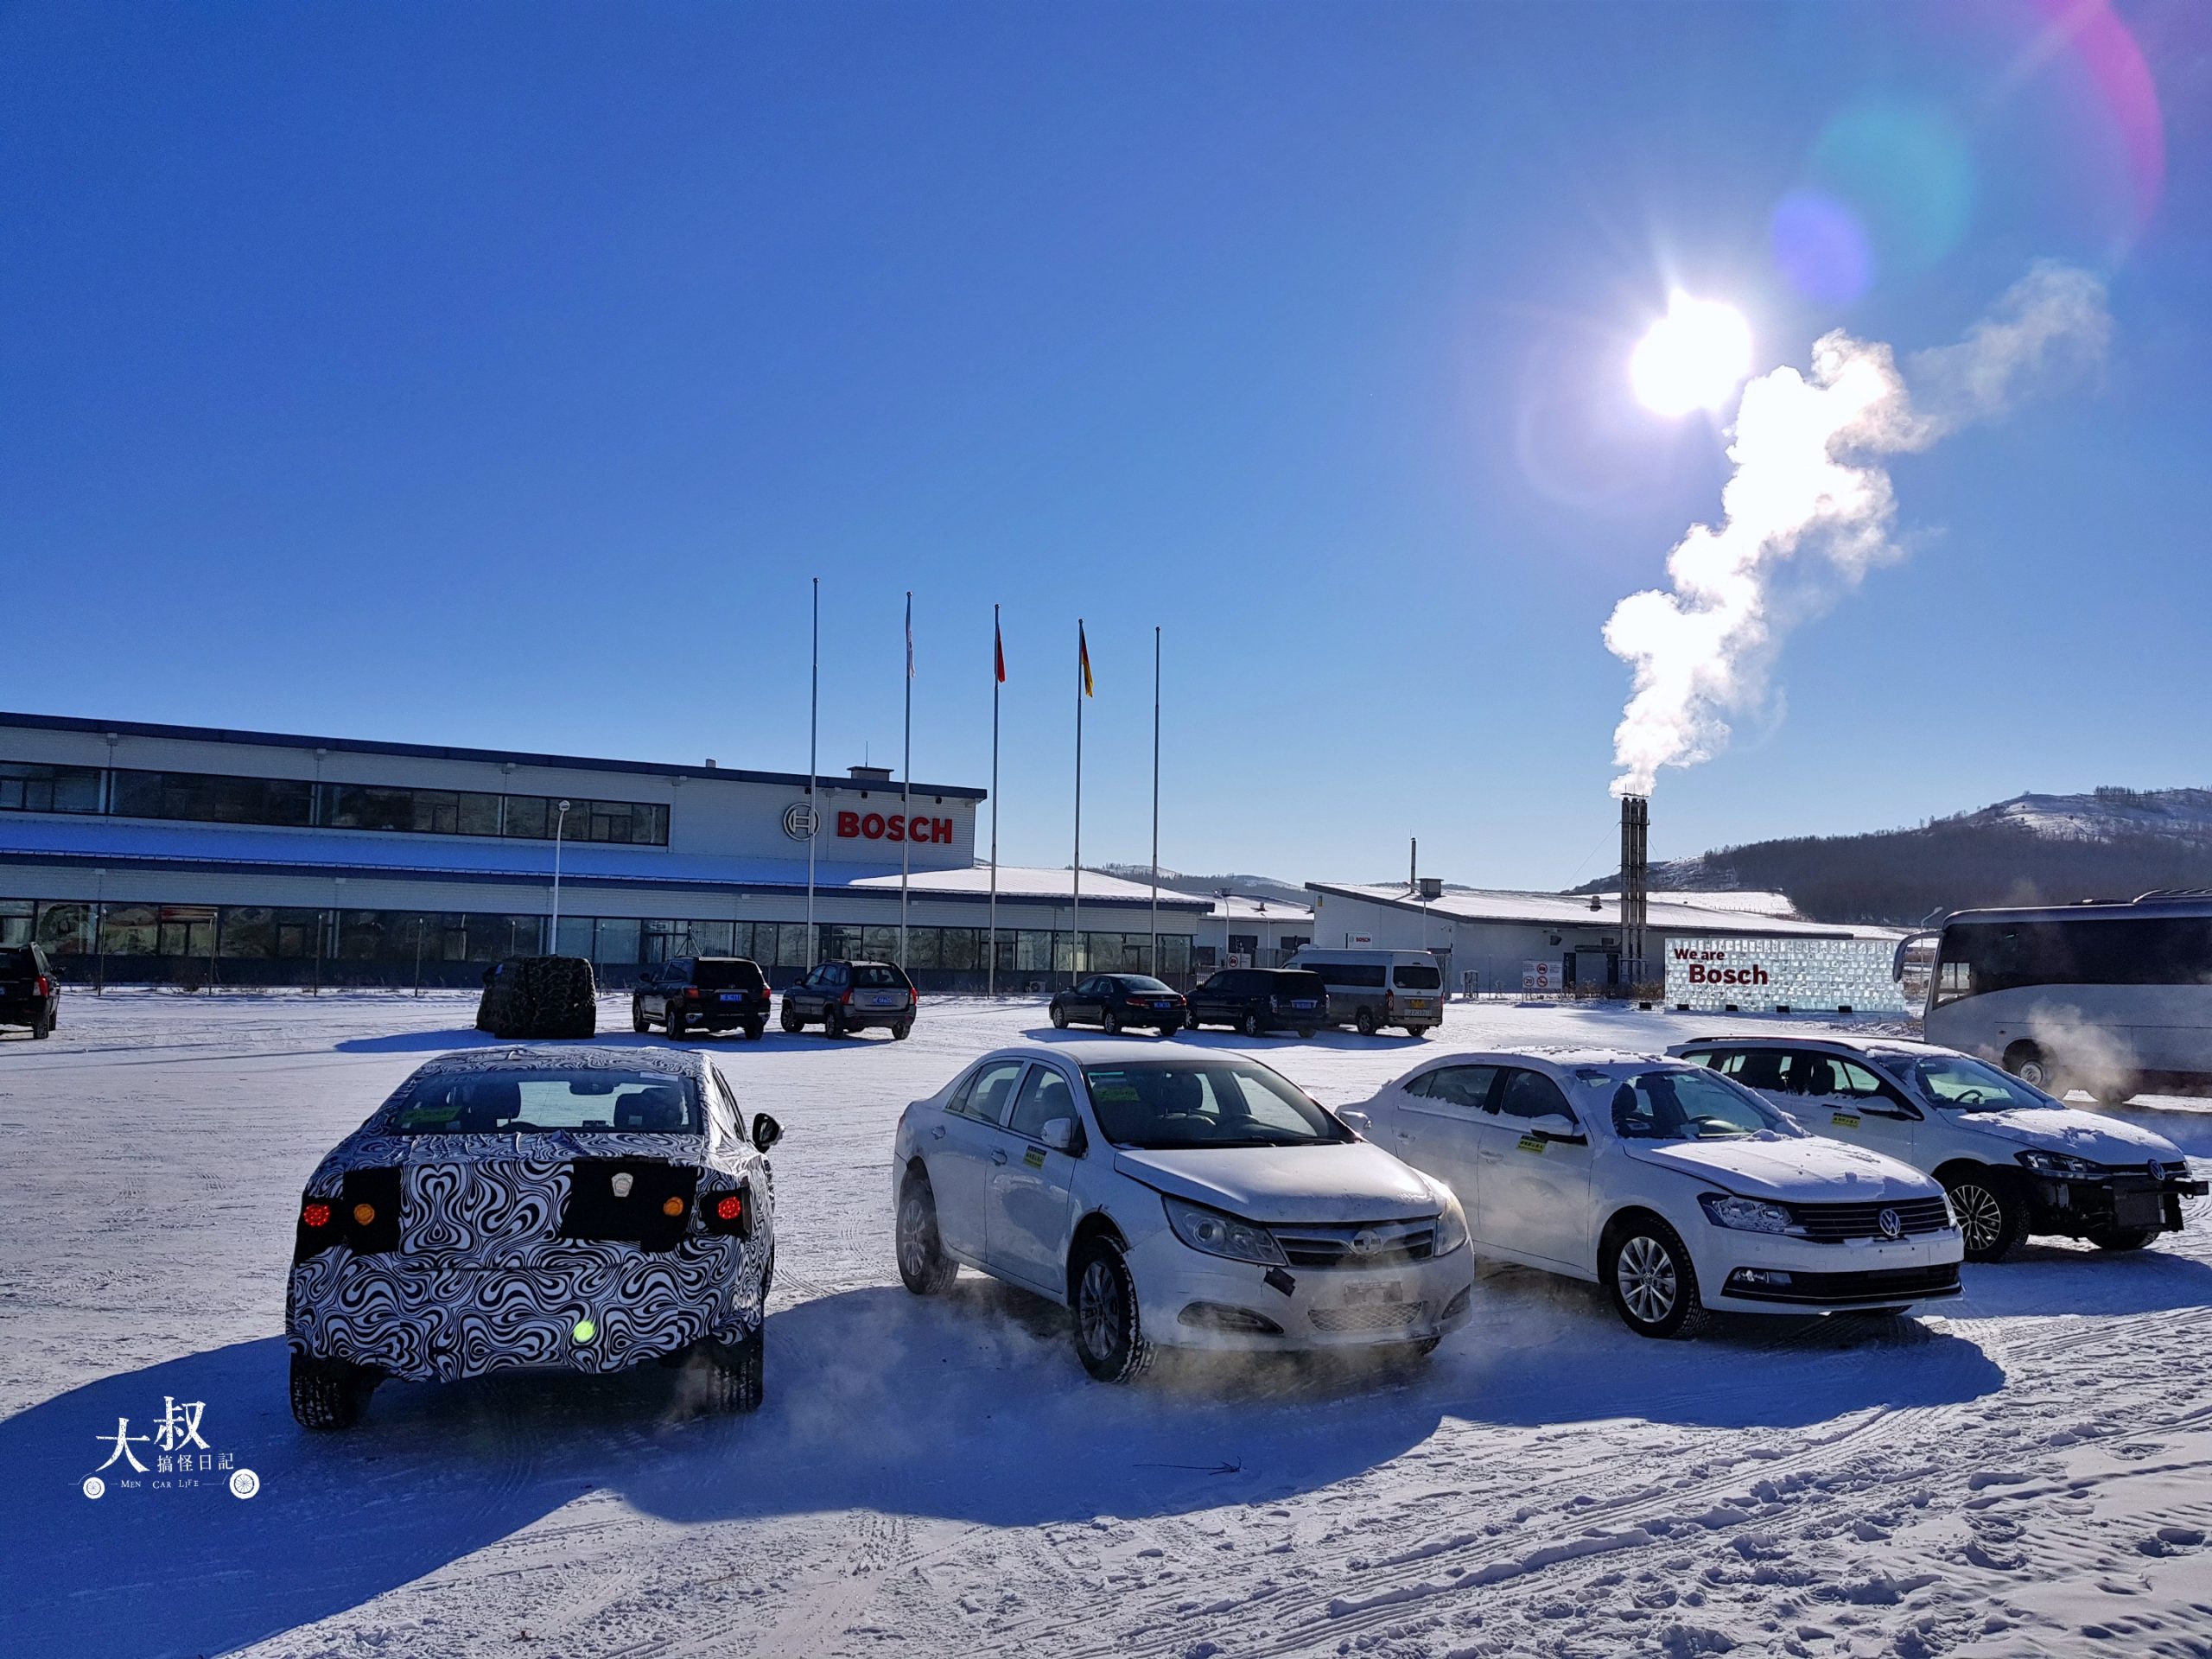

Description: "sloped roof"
1306 880 1900 940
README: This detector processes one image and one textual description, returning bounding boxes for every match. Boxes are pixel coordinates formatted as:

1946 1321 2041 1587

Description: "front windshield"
1891 1054 2052 1113
1081 1061 1351 1150
1610 1068 1801 1142
391 1069 701 1134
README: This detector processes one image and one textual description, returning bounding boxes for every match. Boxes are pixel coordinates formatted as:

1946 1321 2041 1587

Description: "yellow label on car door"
1023 1146 1046 1169
1516 1134 1546 1154
1831 1112 1860 1129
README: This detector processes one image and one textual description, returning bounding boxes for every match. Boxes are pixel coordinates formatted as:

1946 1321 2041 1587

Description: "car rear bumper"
2022 1172 2206 1238
0 995 53 1023
285 1237 760 1382
1702 1230 1964 1314
1128 1232 1476 1352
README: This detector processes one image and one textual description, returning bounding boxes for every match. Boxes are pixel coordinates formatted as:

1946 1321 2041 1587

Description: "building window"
111 769 314 827
0 762 101 814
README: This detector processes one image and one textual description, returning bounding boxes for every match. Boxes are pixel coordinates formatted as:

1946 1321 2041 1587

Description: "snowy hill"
1092 863 1310 907
1572 786 2212 924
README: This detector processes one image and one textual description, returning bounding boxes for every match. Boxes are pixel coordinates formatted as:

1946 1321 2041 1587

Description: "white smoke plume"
1605 262 2111 798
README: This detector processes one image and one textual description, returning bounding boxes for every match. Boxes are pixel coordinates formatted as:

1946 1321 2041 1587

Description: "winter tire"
290 1354 376 1430
897 1175 960 1294
1355 1008 1378 1037
781 1003 803 1034
1103 1008 1122 1035
666 1003 687 1039
1942 1169 2024 1262
2088 1226 2156 1251
892 1020 912 1040
1071 1240 1153 1383
632 1001 649 1034
745 1021 766 1041
1297 1027 1318 1040
1051 1004 1069 1029
31 1008 52 1039
1239 1010 1263 1038
1604 1219 1707 1339
824 1008 846 1039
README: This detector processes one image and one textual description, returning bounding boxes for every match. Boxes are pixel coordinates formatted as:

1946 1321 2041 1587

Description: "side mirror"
752 1113 783 1153
1041 1117 1084 1155
1338 1109 1374 1137
1528 1112 1585 1144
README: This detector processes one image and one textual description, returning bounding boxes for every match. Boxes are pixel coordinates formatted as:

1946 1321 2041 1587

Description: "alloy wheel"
1950 1183 2004 1253
897 1193 934 1281
1077 1258 1123 1360
1616 1235 1677 1325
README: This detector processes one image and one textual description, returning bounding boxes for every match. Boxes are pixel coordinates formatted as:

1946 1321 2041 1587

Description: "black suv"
0 944 60 1039
635 957 771 1040
781 960 916 1039
1184 968 1329 1038
1051 974 1187 1035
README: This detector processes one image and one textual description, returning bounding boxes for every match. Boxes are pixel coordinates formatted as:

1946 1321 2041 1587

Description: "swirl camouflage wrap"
286 1046 774 1384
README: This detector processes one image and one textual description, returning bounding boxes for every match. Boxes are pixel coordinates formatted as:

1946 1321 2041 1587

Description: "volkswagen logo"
1877 1207 1902 1240
1350 1229 1383 1257
781 801 820 841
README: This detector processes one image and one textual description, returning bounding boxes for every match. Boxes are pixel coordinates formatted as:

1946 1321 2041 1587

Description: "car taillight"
701 1184 753 1237
841 988 854 1004
686 987 702 1000
34 976 51 997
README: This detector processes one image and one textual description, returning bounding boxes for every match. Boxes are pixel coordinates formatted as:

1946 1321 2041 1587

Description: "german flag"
1078 621 1094 698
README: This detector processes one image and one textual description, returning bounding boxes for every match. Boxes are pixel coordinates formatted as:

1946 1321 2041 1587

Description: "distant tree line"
1582 822 2212 925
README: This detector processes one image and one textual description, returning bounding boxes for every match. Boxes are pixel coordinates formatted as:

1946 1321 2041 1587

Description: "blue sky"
5 2 2208 887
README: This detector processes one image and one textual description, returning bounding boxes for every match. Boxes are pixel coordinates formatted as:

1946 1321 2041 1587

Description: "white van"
1284 949 1445 1036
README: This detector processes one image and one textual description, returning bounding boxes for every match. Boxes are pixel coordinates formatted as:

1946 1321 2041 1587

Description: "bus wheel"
2004 1042 2056 1093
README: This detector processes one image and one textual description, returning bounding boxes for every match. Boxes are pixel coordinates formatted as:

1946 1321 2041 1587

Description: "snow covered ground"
5 990 2212 1659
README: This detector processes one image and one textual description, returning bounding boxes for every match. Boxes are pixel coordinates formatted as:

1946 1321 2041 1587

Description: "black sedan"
1050 974 1187 1035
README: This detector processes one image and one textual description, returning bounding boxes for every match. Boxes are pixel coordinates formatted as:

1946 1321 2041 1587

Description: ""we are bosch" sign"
837 811 954 845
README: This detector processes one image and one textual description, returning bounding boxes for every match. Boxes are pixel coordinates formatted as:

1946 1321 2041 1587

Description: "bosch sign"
837 810 954 845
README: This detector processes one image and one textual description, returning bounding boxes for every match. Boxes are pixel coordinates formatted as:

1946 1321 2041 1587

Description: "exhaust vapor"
1605 263 2112 798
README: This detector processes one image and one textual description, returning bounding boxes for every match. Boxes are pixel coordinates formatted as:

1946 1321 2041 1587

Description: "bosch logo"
1877 1208 1902 1240
836 810 954 845
781 802 820 841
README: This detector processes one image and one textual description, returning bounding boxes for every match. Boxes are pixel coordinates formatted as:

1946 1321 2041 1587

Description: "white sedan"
1341 1048 1965 1338
891 1041 1476 1381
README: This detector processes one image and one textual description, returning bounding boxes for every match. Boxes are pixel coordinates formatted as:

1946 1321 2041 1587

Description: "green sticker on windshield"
1090 1085 1141 1103
1832 1112 1860 1129
1517 1134 1545 1154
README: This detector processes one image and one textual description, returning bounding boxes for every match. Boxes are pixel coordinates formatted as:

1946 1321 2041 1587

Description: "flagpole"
901 589 912 967
1150 624 1160 977
807 576 818 967
1071 618 1083 990
988 602 1001 999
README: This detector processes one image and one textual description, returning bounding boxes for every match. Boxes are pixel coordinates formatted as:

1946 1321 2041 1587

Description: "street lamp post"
550 799 572 954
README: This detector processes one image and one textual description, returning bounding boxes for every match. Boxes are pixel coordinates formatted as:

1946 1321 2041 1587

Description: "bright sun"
1630 292 1752 416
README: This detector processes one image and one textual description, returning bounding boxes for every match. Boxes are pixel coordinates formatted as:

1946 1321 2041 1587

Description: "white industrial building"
0 712 1208 989
1304 880 1898 995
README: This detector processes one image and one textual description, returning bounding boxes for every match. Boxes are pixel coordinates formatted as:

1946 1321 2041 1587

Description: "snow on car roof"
1419 1046 1678 1072
411 1046 706 1077
1674 1034 1950 1058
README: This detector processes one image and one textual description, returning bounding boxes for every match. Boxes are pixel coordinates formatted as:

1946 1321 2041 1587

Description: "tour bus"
1282 948 1446 1036
1896 894 2212 1103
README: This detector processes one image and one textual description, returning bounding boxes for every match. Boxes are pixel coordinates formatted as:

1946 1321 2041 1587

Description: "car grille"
1790 1197 1954 1243
1270 1218 1436 1268
1310 1301 1427 1333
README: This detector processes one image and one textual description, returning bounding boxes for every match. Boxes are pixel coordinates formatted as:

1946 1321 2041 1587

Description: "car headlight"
1431 1192 1469 1258
1161 1195 1287 1266
1697 1192 1806 1236
2017 1149 2103 1179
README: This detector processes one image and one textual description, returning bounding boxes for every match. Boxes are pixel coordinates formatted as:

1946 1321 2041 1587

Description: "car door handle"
991 1148 1008 1166
931 1126 946 1141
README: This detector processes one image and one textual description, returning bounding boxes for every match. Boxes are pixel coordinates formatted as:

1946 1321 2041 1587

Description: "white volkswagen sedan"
1669 1035 2207 1261
891 1041 1476 1381
1343 1048 1964 1338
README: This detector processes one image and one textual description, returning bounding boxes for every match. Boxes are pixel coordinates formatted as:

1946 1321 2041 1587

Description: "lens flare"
1630 294 1753 417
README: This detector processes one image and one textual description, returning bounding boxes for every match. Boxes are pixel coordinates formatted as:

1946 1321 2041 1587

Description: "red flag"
995 618 1006 683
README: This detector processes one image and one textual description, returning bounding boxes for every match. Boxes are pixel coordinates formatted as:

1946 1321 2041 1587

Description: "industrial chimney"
1619 795 1649 991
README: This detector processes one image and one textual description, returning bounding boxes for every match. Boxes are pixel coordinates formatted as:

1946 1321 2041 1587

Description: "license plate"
870 994 898 1007
1407 999 1431 1010
1342 1281 1404 1306
1151 1001 1170 1009
1291 1000 1316 1009
718 992 745 1003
